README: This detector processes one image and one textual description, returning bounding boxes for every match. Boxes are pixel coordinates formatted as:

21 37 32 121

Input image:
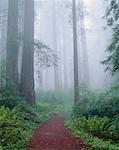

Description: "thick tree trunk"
72 0 80 103
61 26 68 89
20 0 35 104
0 0 8 88
6 0 19 93
52 0 60 90
80 0 90 86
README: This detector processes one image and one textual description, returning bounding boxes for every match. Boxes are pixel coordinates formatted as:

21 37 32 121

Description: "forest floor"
27 114 87 150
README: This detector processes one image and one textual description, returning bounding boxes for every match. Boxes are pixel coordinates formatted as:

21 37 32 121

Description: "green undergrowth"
65 116 119 150
73 83 119 118
36 89 73 105
65 83 119 150
0 101 65 150
0 86 72 149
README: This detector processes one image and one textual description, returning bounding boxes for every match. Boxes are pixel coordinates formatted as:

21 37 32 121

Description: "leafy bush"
66 116 119 150
0 85 71 149
0 102 64 150
36 89 73 105
73 83 119 117
67 83 119 149
0 86 25 109
0 106 33 149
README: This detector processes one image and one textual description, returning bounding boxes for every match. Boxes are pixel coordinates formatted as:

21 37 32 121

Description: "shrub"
66 116 119 150
73 83 119 118
0 106 33 149
0 102 63 150
67 84 119 149
36 89 73 105
0 87 25 109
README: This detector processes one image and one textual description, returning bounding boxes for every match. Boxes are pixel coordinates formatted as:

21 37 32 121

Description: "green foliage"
0 106 33 150
0 85 34 110
36 89 73 105
102 26 119 74
0 59 6 87
102 0 119 75
66 83 119 149
0 86 25 108
66 116 119 150
73 83 119 117
0 102 63 150
0 84 71 149
34 39 59 69
105 0 119 26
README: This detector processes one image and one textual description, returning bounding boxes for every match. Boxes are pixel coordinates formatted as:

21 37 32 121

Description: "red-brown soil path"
27 114 87 150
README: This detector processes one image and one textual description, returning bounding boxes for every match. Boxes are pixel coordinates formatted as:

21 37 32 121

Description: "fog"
0 0 114 101
0 1 119 149
34 0 112 91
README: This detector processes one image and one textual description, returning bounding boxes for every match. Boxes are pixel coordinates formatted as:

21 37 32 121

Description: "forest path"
27 114 87 150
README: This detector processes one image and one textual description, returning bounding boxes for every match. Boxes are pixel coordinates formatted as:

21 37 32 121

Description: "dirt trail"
27 114 87 150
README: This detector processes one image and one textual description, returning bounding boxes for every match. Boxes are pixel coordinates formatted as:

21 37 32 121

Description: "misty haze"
0 0 119 150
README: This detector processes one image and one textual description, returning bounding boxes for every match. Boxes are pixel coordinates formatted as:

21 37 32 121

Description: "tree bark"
52 0 60 90
6 0 19 93
72 0 80 103
80 0 90 86
0 0 8 88
20 0 35 104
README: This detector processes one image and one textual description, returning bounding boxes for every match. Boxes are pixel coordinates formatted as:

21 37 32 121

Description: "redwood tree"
52 0 60 90
6 0 19 93
20 0 35 103
72 0 80 103
80 0 90 86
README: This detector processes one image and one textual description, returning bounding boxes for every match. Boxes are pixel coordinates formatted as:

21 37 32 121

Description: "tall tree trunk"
18 0 24 80
58 25 63 89
38 70 43 90
80 0 90 86
60 16 68 89
20 0 35 104
0 0 7 58
52 0 60 90
72 0 80 103
63 43 68 89
6 0 19 93
0 0 8 88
